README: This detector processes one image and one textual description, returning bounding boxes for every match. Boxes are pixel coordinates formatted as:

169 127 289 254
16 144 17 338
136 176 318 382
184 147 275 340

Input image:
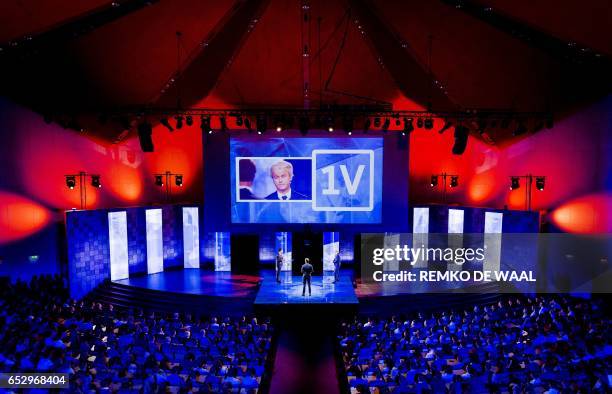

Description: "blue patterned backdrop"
126 208 147 275
163 205 184 269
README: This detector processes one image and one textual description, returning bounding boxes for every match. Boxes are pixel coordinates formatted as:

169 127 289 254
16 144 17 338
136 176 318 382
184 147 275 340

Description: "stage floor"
254 269 358 305
113 270 260 298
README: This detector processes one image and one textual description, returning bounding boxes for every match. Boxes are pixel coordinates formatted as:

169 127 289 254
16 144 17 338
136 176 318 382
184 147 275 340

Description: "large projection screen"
108 211 129 281
182 207 200 268
230 137 383 224
146 209 164 274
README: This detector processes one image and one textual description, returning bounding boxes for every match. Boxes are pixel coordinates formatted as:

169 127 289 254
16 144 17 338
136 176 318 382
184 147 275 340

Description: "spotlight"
417 118 424 128
395 118 401 127
450 176 459 188
200 116 212 134
244 117 252 132
535 177 545 191
299 116 309 136
513 120 527 136
510 177 520 190
160 117 173 132
403 118 414 134
219 116 227 132
327 116 335 132
175 115 184 130
91 175 101 188
430 175 438 187
137 121 154 152
175 175 183 187
424 118 433 129
346 130 352 136
155 175 164 187
343 116 354 134
256 115 267 134
452 124 469 155
66 176 76 190
439 119 453 134
374 117 381 127
276 125 282 132
185 115 193 127
381 118 390 133
236 116 243 127
363 118 371 133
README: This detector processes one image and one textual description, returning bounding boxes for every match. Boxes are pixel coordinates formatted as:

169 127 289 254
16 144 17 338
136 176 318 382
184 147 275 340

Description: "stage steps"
89 280 255 316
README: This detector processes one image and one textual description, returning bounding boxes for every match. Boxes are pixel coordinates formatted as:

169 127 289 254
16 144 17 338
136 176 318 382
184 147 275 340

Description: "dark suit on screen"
265 189 309 200
240 187 256 200
275 254 284 283
333 254 341 283
301 261 313 296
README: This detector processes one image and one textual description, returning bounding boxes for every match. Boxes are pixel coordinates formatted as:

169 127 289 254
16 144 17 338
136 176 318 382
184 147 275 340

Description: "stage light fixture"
175 115 184 130
160 117 173 132
244 117 252 132
175 175 183 187
91 175 101 188
137 121 154 152
535 177 545 191
395 118 401 127
452 124 469 155
219 116 228 132
374 117 381 127
276 125 282 132
382 118 390 133
299 116 309 136
236 116 244 127
200 116 212 134
326 116 335 132
155 175 164 187
343 116 354 134
417 118 424 128
430 175 438 187
363 118 371 133
403 118 414 134
439 119 453 134
450 176 459 188
510 177 520 190
185 115 193 127
66 176 76 190
424 118 433 129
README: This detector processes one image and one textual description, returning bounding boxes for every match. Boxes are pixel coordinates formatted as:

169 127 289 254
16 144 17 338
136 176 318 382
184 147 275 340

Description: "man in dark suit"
239 159 257 200
332 250 341 283
265 160 308 200
275 248 284 283
301 258 313 296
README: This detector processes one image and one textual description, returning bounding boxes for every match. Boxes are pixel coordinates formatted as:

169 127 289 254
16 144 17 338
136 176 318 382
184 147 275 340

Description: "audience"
338 296 611 393
0 275 273 393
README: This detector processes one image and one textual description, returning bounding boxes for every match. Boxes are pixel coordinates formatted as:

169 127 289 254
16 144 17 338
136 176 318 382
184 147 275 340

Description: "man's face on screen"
271 167 291 193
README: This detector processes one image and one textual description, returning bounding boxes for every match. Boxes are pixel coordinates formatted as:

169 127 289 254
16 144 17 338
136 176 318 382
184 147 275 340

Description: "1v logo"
321 164 365 195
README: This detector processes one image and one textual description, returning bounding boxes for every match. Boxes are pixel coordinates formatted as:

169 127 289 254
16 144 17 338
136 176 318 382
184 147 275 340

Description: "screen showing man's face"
271 167 291 193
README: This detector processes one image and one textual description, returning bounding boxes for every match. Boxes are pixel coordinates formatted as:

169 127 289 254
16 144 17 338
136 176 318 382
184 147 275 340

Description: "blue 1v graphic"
312 149 375 212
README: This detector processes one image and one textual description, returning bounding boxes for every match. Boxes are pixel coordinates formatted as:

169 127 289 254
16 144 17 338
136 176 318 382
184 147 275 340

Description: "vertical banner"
146 209 164 274
275 232 292 271
412 207 429 268
484 212 503 272
182 207 200 268
323 232 340 271
108 211 129 281
214 232 231 271
448 209 465 271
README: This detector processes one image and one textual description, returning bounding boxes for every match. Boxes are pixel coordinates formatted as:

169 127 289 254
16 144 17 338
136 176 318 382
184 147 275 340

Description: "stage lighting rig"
430 173 459 203
220 116 228 132
403 118 414 135
439 119 453 134
200 116 212 134
342 116 353 134
160 117 173 132
244 117 252 132
373 117 381 128
509 174 546 210
381 118 390 133
175 115 184 130
363 118 371 133
64 172 101 209
154 171 183 202
256 115 267 134
424 118 434 129
185 115 193 126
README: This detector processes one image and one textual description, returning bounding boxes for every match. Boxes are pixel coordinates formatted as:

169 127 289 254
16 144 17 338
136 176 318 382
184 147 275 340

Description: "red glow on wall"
106 162 143 202
468 172 496 203
0 191 52 244
551 193 612 233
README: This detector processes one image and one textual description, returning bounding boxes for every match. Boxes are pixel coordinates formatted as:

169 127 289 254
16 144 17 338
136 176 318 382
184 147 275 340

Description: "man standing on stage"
276 248 284 283
333 250 341 283
301 258 313 296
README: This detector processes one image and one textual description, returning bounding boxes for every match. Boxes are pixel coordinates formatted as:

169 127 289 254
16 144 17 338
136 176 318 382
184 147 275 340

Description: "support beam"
347 0 458 112
153 0 272 108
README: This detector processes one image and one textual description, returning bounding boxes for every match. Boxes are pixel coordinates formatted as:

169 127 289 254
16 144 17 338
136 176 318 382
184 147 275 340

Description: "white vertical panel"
323 232 340 271
447 209 465 271
146 209 164 274
182 207 200 268
412 207 429 267
108 211 129 281
484 212 503 272
214 232 231 271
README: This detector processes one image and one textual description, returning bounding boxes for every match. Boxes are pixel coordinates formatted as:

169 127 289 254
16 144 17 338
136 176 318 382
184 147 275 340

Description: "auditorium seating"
0 275 274 393
338 296 611 393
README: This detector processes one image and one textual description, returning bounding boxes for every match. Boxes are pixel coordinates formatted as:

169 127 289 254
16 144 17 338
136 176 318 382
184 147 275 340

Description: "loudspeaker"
230 234 259 274
137 122 154 152
452 125 469 155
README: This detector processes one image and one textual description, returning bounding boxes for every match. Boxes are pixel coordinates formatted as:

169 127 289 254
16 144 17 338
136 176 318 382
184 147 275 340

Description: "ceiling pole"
301 0 312 109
